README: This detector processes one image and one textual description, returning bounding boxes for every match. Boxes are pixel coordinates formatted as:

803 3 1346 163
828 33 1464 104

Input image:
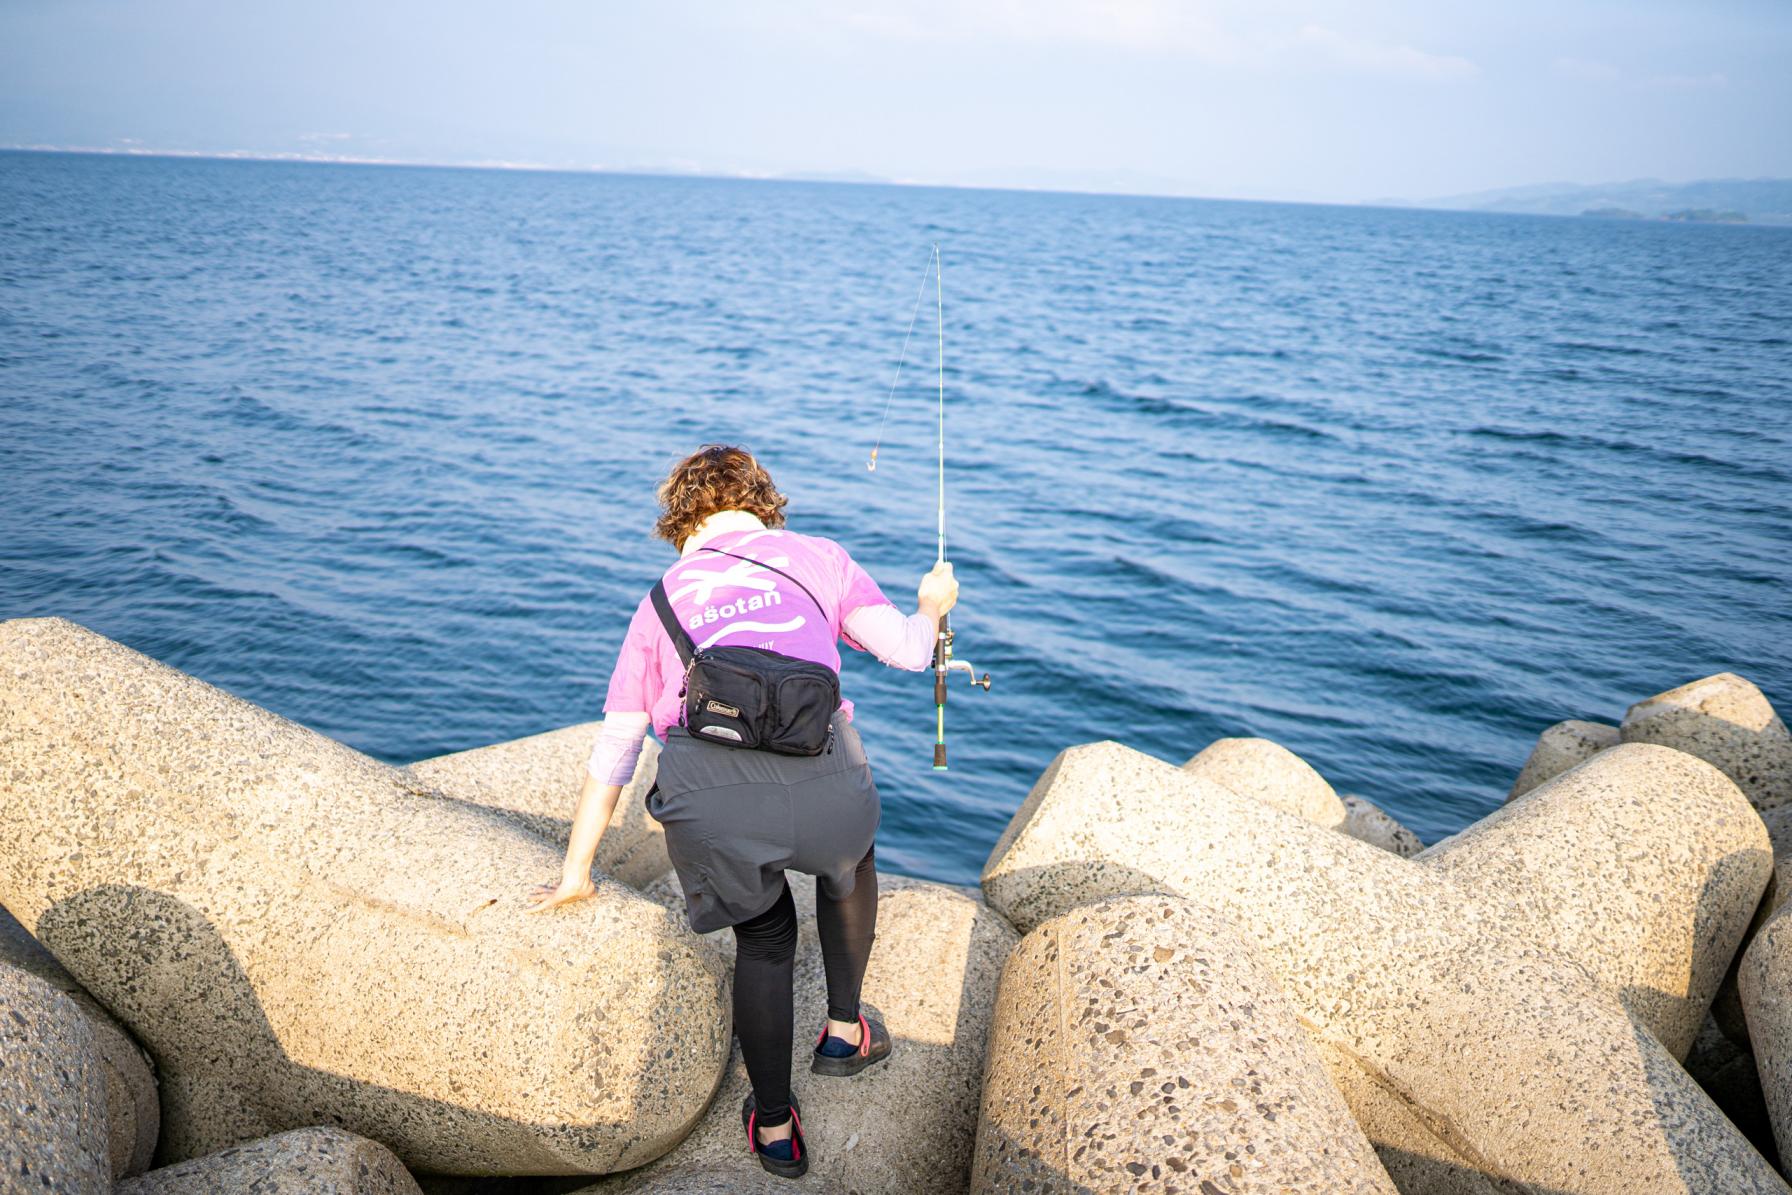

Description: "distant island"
1409 177 1791 225
1582 205 1749 224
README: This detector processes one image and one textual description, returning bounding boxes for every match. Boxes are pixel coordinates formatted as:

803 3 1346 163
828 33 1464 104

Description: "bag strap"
693 547 830 621
650 579 696 666
649 545 831 664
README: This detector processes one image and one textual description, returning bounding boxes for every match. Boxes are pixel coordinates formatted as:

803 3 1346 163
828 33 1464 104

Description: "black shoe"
810 1011 892 1077
742 1091 808 1179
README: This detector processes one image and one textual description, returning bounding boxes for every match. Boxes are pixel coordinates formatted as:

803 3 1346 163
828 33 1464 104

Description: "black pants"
732 847 878 1128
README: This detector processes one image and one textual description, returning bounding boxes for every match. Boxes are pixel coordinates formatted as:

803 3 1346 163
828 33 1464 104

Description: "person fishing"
528 443 959 1179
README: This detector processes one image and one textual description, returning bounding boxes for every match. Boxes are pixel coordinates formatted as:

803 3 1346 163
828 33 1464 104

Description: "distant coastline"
4 144 1790 226
1411 176 1792 225
1582 206 1750 224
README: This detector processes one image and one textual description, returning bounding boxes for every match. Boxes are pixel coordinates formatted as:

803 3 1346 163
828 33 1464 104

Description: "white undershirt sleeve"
586 710 652 787
842 603 935 672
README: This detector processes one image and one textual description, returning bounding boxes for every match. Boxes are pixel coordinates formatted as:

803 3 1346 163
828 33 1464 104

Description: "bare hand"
918 560 959 617
527 876 596 913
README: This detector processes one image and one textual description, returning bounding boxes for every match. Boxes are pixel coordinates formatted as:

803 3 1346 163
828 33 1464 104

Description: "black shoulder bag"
650 548 841 756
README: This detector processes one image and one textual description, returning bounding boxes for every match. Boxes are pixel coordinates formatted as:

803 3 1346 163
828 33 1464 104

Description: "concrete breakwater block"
0 962 112 1193
586 1167 846 1194
1622 672 1792 812
593 875 1017 1195
1682 1012 1779 1167
1339 794 1424 857
1419 743 1768 1058
1621 674 1792 1047
1506 719 1619 801
2 902 160 1178
1741 900 1792 1164
0 617 730 1176
1183 736 1346 827
117 1126 424 1194
1758 802 1792 922
405 724 669 890
1184 736 1423 855
981 740 1785 1193
971 894 1395 1194
1309 1043 1507 1195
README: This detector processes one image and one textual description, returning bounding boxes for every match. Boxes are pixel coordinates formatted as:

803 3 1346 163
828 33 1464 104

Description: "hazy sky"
3 0 1788 202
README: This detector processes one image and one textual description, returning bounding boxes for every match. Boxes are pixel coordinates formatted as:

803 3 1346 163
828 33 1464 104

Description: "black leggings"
732 847 877 1128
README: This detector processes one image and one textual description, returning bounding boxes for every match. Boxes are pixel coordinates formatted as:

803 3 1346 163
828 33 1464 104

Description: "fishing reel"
933 614 991 771
944 656 992 690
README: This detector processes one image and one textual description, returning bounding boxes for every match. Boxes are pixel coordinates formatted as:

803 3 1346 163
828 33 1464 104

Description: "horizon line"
5 144 1786 223
0 141 1359 209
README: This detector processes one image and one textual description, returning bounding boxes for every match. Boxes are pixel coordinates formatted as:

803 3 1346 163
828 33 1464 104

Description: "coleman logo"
705 700 741 718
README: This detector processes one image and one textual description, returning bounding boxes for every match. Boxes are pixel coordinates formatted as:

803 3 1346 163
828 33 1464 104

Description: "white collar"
681 510 769 557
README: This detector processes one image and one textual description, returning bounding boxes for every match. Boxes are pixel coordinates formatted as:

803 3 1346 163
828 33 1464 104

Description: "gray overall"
649 708 880 934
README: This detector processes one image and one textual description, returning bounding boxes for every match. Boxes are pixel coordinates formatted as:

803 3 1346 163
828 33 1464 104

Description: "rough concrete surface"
1712 800 1792 1047
1313 1042 1507 1195
972 894 1394 1194
1339 794 1424 857
1 902 160 1178
1420 743 1768 1058
595 875 1017 1195
117 1126 424 1194
1181 736 1346 828
981 739 1787 1193
1506 719 1619 801
1741 898 1792 1166
578 1167 845 1194
1621 672 1792 812
1186 737 1424 856
1682 1012 1779 1168
0 617 730 1176
0 961 111 1194
405 725 669 890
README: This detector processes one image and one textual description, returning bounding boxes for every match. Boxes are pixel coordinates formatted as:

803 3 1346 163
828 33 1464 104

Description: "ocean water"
3 150 1789 884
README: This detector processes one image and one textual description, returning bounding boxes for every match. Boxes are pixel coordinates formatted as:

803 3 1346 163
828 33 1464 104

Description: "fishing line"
865 243 990 771
866 245 939 475
934 243 946 565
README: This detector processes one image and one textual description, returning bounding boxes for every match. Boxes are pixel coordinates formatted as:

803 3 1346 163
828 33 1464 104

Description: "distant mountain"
1417 178 1792 224
772 168 891 185
948 165 1206 198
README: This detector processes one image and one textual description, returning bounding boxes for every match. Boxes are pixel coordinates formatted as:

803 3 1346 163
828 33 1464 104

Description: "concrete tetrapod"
1708 775 1792 1047
1681 1013 1779 1167
0 962 111 1194
1186 737 1424 855
589 875 1018 1195
1419 743 1767 1059
117 1126 424 1194
1339 794 1424 857
1183 737 1346 827
1740 899 1792 1164
981 740 1785 1194
2 902 160 1178
0 618 729 1176
1507 719 1619 801
1621 672 1792 811
405 723 669 890
1621 675 1792 1046
1307 1042 1507 1195
972 894 1395 1194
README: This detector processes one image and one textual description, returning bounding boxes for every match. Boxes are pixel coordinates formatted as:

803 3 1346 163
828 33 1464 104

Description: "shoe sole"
744 1094 808 1179
810 1047 892 1078
755 1154 809 1179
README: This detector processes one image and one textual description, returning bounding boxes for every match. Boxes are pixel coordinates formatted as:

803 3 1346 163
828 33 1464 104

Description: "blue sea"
3 150 1789 884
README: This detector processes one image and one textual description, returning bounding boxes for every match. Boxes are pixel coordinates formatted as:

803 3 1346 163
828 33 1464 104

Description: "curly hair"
653 444 789 548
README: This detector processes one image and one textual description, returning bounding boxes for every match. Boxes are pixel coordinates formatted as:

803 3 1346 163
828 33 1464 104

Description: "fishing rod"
868 244 991 771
